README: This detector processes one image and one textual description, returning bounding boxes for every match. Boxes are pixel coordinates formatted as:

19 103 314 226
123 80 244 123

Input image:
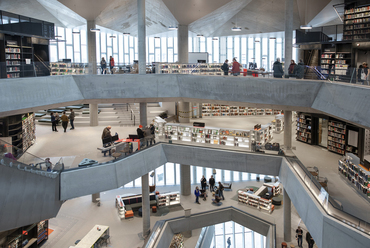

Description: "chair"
112 143 127 160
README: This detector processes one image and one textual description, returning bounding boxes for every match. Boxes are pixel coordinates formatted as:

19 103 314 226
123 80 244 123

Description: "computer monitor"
129 134 139 140
112 134 119 142
102 136 112 145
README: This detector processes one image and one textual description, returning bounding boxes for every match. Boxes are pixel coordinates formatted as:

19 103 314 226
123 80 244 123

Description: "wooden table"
72 225 109 248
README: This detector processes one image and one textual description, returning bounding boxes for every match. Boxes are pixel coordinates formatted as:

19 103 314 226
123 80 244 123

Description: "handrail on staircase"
34 54 51 72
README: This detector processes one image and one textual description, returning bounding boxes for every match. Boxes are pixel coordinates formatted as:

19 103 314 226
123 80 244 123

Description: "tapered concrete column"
89 103 98 126
178 25 188 63
284 0 293 76
92 192 100 203
284 188 292 242
298 48 304 62
140 103 147 127
180 164 191 196
142 173 150 238
87 21 97 75
138 0 146 75
178 101 190 123
284 110 292 150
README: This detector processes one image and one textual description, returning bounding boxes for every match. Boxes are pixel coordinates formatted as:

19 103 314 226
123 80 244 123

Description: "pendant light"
90 28 100 32
300 0 312 30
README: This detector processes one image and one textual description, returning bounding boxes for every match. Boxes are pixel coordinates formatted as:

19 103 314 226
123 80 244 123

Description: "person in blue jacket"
194 186 200 204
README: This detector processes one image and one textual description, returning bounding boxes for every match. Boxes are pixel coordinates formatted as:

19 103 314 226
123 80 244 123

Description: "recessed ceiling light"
231 26 242 31
300 25 312 30
168 26 178 30
90 28 100 32
255 40 260 42
154 37 160 39
123 33 130 36
212 37 218 41
269 37 276 40
197 34 204 37
109 35 116 38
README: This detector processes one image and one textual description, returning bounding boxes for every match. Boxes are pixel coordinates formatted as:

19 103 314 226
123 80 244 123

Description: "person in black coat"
294 59 305 79
209 175 215 192
50 112 58 132
306 232 314 248
273 58 284 78
221 59 229 76
200 175 207 191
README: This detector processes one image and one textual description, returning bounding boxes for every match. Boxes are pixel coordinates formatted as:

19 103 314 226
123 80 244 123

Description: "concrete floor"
26 115 369 248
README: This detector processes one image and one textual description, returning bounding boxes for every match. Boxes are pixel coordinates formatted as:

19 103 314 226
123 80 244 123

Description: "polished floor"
25 115 369 247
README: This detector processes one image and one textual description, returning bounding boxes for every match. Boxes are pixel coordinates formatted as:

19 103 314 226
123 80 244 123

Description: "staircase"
304 50 320 80
34 54 50 77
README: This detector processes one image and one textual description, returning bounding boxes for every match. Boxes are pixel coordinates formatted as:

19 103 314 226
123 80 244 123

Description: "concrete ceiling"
0 0 344 37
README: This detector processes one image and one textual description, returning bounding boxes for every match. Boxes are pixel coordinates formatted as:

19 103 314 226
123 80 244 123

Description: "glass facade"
50 26 296 71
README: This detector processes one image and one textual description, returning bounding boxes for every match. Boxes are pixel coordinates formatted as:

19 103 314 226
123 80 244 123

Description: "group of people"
100 56 115 74
221 58 241 76
358 62 369 85
50 109 75 132
194 175 225 204
273 58 304 79
136 124 156 147
296 226 315 248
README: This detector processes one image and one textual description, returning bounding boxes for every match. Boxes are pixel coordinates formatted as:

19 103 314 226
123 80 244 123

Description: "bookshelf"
327 119 346 155
156 192 181 207
237 190 274 213
201 103 282 117
4 220 48 248
157 63 223 75
296 113 312 144
344 4 370 41
50 63 89 75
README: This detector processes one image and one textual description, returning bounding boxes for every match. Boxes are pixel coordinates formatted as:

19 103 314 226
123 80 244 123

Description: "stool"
264 176 272 183
281 242 287 248
152 206 157 213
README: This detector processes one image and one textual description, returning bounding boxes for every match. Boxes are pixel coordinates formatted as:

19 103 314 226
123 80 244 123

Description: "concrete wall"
279 158 370 248
0 164 62 232
1 75 370 128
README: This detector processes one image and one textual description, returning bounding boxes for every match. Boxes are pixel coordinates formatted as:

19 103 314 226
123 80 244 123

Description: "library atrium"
0 0 370 248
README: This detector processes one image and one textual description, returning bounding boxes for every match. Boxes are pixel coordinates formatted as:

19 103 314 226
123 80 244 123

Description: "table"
72 225 109 248
97 138 140 156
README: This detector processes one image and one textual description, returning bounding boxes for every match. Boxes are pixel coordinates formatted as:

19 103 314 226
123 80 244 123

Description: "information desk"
71 225 109 248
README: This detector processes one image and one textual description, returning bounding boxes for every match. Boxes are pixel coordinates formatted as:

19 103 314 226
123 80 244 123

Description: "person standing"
231 58 240 76
296 226 303 248
55 112 60 126
101 57 107 74
209 175 215 192
69 109 75 130
61 111 69 133
294 59 305 79
150 124 156 144
137 125 145 148
306 231 314 248
221 59 229 76
273 58 284 78
218 182 225 200
227 237 231 248
109 56 115 74
288 60 296 77
362 62 369 85
50 112 58 132
358 63 364 84
200 175 207 191
194 186 200 204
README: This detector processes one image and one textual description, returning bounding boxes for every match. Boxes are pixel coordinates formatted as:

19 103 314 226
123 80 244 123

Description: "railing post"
131 111 132 120
134 115 136 126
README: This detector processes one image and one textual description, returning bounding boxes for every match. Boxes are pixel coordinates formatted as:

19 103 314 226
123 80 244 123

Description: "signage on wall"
6 40 18 46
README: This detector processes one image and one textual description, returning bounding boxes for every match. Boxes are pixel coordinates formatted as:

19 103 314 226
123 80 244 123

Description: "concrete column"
298 48 305 63
87 21 97 75
198 103 202 118
92 192 100 203
178 101 190 123
284 110 292 150
283 188 292 242
140 102 147 127
180 164 191 196
284 0 293 76
141 173 150 238
178 25 189 63
89 103 98 126
138 0 146 75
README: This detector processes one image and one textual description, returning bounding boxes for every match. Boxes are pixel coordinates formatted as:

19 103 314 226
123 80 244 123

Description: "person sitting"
137 125 145 148
101 126 112 156
212 195 222 206
200 189 207 201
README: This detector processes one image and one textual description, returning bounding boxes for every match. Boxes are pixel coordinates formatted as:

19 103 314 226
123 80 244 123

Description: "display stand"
237 190 274 213
156 191 180 207
296 113 312 144
153 116 166 137
274 114 284 133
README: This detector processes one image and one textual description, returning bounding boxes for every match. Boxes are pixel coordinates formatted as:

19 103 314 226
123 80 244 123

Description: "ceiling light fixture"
109 35 116 38
212 37 219 41
197 34 204 37
90 28 100 32
55 35 62 38
255 39 260 42
123 32 130 36
269 37 276 40
300 25 312 30
231 26 242 31
72 31 80 34
154 37 160 39
168 26 178 30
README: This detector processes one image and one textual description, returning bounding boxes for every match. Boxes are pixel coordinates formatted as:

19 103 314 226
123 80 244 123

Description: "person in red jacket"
109 56 115 74
232 57 240 76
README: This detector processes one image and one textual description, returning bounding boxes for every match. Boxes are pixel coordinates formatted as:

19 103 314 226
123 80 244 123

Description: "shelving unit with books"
344 4 370 41
327 119 346 155
296 113 312 144
156 192 181 207
156 63 223 75
201 103 282 117
237 190 274 213
4 41 22 78
22 113 36 152
338 157 370 202
50 63 89 75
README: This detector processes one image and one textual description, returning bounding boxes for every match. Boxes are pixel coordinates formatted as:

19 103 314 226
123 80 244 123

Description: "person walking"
227 237 231 248
294 59 305 79
306 232 315 248
218 182 225 200
296 226 303 248
221 59 229 76
273 58 284 78
288 60 296 77
209 175 215 192
150 124 156 144
61 111 69 132
194 186 201 204
50 112 58 132
101 57 107 74
362 62 369 85
231 58 240 76
358 63 364 84
200 175 207 191
69 109 75 130
109 56 115 74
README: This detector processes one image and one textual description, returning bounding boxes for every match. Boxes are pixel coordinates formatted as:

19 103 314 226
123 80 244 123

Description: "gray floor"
26 116 369 248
